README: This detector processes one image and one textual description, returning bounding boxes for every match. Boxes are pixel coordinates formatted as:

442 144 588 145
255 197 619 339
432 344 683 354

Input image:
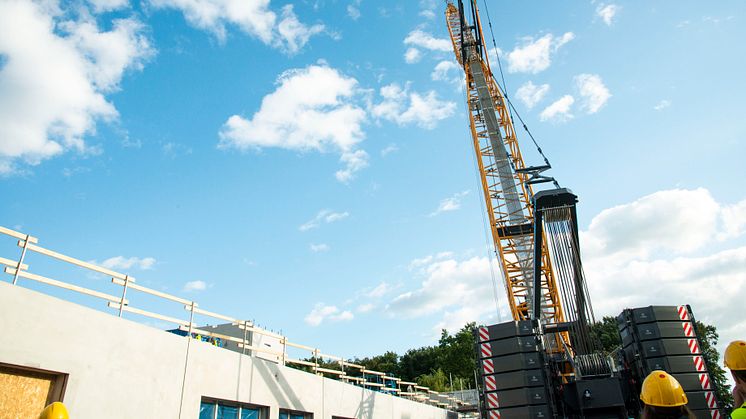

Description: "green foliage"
437 322 478 381
590 316 622 354
416 368 449 392
695 320 734 411
355 351 399 375
398 346 440 381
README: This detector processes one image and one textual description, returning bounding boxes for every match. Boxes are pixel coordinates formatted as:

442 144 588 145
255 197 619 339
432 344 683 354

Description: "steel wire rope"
459 80 504 323
479 0 561 190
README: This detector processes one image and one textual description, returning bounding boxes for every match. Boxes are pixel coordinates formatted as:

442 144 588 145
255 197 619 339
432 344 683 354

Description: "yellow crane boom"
445 1 565 327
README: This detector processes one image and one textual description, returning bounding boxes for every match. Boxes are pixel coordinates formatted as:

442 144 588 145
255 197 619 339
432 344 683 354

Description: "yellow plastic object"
725 340 746 370
640 370 688 407
39 402 69 419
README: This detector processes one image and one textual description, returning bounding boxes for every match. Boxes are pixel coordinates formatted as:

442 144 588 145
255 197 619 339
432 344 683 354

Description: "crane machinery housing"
444 1 726 418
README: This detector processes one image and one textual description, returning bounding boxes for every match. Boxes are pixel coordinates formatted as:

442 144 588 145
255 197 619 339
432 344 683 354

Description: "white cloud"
431 60 460 85
304 303 354 326
89 0 129 12
515 81 550 109
183 280 208 292
403 29 451 52
0 2 153 174
380 144 399 157
347 0 361 20
386 255 502 332
596 4 621 26
366 282 392 298
654 99 671 111
506 32 574 74
299 209 350 231
575 73 611 114
219 64 368 182
371 83 455 129
336 149 369 182
539 95 574 122
356 303 375 313
404 47 422 64
98 256 157 271
276 5 325 55
430 191 469 216
419 9 435 19
150 0 324 54
409 251 454 271
581 189 746 361
310 243 330 252
582 189 733 261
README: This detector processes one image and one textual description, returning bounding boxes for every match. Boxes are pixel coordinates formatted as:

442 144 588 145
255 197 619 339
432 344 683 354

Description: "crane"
444 1 565 332
444 2 726 418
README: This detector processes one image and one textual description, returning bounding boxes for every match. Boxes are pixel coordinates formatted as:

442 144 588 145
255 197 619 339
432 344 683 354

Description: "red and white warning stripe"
482 359 494 374
710 409 721 419
704 392 718 409
698 373 712 390
682 322 695 337
484 375 497 391
486 392 500 409
481 343 493 358
488 410 501 419
693 355 706 372
479 327 490 342
688 338 700 354
677 305 690 321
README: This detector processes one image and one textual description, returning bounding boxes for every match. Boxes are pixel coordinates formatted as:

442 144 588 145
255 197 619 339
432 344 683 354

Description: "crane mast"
445 1 565 327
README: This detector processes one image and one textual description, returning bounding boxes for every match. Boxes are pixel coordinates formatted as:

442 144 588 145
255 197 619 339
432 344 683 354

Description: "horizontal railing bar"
183 305 237 324
108 302 192 327
285 358 315 367
285 341 315 352
22 242 134 282
316 352 342 362
0 256 28 270
5 267 126 304
0 226 38 243
315 367 345 375
111 278 190 305
237 323 284 340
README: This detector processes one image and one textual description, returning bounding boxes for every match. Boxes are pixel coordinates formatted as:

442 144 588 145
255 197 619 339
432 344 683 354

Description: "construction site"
1 0 743 418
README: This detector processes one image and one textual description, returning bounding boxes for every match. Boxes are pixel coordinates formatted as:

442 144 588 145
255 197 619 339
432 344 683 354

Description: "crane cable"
460 92 504 323
479 0 561 189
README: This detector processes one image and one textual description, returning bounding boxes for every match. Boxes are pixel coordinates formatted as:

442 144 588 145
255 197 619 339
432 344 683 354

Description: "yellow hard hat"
724 340 746 370
640 370 688 407
39 402 69 419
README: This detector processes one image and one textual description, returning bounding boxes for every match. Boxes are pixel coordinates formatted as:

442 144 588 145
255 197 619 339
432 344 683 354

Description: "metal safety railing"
0 225 469 410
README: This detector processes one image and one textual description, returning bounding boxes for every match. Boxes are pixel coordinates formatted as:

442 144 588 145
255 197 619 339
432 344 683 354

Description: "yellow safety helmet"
39 402 69 419
724 340 746 370
640 370 688 407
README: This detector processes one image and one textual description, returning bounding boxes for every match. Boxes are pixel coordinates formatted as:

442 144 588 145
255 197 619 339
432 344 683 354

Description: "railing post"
12 235 31 285
187 301 196 338
281 336 287 366
313 348 319 375
241 321 248 355
118 275 130 318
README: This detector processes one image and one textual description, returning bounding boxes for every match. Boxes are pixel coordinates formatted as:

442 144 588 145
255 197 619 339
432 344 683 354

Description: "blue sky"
1 0 745 362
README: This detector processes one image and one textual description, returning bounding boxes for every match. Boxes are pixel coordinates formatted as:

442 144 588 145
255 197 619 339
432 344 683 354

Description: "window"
200 398 267 419
279 409 311 419
0 363 67 419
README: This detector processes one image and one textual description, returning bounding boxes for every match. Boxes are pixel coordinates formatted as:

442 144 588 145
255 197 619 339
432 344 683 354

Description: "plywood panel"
0 366 55 419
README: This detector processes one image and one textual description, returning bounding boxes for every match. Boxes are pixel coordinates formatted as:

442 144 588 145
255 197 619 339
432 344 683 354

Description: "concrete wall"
0 282 453 419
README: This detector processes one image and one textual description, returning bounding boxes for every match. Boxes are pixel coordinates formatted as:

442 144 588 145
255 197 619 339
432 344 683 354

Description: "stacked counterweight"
475 321 552 419
617 305 722 419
